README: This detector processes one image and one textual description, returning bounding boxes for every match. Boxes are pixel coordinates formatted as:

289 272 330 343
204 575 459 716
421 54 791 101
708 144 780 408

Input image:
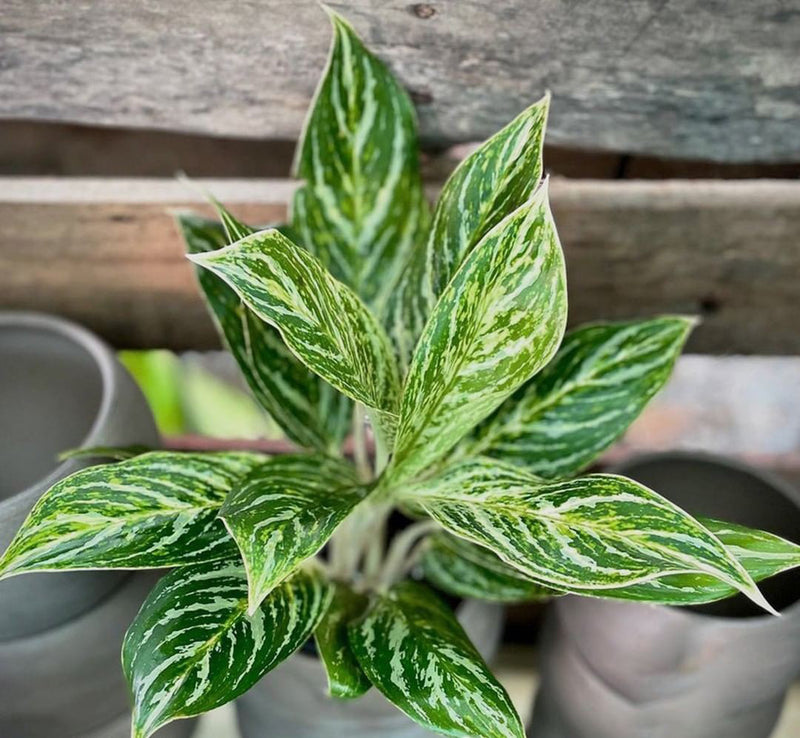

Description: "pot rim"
0 311 119 508
611 448 800 624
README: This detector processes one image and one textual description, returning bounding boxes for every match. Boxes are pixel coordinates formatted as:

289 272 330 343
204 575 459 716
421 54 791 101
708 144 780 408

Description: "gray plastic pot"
0 312 159 640
530 451 800 738
235 599 504 737
0 570 196 738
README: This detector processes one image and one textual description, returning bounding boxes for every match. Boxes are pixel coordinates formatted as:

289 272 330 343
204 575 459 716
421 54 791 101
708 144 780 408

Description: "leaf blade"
349 581 524 738
219 454 364 613
422 533 557 603
123 560 330 738
292 10 430 312
188 228 401 445
403 459 773 612
178 213 351 452
389 182 568 483
0 452 264 577
424 518 800 608
467 317 695 478
314 579 372 699
592 518 800 606
385 95 549 367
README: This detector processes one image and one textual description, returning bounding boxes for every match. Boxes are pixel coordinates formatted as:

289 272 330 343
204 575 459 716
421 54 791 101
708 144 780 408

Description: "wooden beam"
1 177 798 354
1 1 799 163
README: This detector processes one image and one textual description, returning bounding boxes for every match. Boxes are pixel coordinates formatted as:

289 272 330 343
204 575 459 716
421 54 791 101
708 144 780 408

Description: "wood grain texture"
1 1 799 162
0 177 798 354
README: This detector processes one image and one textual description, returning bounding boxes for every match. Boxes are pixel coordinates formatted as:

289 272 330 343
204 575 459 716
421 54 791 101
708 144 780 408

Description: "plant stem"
378 520 439 589
352 404 371 482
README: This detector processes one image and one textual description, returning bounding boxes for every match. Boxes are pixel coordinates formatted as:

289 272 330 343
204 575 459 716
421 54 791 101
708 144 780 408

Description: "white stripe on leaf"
348 580 524 737
389 182 567 484
0 452 264 577
402 458 777 614
123 560 330 738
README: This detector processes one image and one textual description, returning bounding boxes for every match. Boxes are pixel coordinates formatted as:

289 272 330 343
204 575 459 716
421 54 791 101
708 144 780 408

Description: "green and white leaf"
594 518 800 606
348 580 523 737
422 533 557 603
389 182 567 484
385 95 549 367
219 454 364 613
188 228 401 445
465 317 694 478
423 519 800 607
0 452 264 577
292 10 429 312
402 459 774 613
179 213 350 452
314 579 372 699
123 559 330 738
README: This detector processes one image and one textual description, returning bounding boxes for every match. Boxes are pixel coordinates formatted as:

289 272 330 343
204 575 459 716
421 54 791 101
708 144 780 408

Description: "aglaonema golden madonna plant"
2 10 800 738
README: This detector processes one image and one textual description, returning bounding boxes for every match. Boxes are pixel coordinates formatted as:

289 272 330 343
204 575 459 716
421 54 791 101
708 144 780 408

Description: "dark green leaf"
123 559 330 738
466 317 695 478
178 213 350 452
349 581 523 737
219 454 364 613
422 533 557 603
292 10 429 312
314 579 372 699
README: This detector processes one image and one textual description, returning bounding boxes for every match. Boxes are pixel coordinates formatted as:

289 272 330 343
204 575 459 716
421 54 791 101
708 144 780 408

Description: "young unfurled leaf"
0 452 264 577
402 459 774 613
388 182 567 484
188 228 401 445
219 454 364 613
179 213 350 452
465 317 695 478
385 95 550 367
292 10 429 312
123 560 330 738
422 533 558 603
314 579 372 699
348 581 524 738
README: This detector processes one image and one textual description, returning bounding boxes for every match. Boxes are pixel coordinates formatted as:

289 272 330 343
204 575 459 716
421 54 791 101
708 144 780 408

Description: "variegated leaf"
291 10 429 313
388 182 567 484
422 533 557 603
219 454 364 613
348 580 524 738
402 459 774 613
314 579 372 699
594 518 800 606
385 95 549 368
0 452 264 577
179 213 350 452
123 559 330 738
465 317 695 478
188 228 401 445
423 518 800 607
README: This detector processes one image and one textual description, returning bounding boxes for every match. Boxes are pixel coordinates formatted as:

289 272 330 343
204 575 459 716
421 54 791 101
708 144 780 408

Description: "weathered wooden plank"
0 177 798 354
1 1 799 162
